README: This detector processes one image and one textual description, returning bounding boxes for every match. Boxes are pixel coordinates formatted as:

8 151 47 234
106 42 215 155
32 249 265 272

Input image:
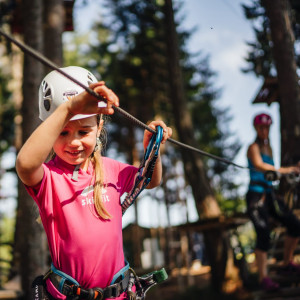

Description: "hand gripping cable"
121 126 164 215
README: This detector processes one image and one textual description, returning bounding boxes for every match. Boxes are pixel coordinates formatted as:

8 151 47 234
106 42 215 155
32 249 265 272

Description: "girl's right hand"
67 82 120 117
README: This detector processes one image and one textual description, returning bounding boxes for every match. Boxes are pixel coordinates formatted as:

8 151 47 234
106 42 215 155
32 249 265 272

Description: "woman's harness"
33 127 168 300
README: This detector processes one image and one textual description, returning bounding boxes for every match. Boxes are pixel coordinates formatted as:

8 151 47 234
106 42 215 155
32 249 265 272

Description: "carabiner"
144 126 164 161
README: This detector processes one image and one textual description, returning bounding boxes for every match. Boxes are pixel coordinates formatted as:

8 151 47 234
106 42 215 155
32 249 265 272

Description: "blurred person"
246 113 300 292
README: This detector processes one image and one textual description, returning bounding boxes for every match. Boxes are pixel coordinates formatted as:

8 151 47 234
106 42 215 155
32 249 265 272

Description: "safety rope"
0 28 249 170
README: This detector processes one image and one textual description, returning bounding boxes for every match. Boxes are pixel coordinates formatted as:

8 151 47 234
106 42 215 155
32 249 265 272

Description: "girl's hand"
66 82 119 117
143 121 172 149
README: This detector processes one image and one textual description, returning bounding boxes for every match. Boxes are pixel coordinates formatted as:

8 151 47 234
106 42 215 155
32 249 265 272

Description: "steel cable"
0 28 249 170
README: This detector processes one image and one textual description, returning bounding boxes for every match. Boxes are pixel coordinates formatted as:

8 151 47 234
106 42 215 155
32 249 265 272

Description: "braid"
91 114 111 219
91 151 111 219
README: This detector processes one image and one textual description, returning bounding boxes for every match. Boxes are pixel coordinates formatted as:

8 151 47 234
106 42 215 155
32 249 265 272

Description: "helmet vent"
42 81 48 90
45 89 51 97
87 73 95 86
44 99 51 111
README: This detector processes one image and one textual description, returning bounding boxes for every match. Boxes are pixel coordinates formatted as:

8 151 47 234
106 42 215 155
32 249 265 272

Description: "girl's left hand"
143 121 172 149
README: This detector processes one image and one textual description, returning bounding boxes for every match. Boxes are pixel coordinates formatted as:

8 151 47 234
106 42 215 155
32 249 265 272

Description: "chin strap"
72 164 81 181
121 126 164 215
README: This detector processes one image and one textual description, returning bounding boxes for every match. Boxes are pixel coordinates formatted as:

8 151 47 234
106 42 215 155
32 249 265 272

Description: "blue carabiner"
144 126 164 160
154 126 164 155
121 126 164 215
142 126 164 186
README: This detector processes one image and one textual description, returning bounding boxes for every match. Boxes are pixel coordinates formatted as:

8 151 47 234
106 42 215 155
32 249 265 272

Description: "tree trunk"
163 0 227 292
263 0 300 165
14 0 46 297
162 1 220 219
43 0 64 70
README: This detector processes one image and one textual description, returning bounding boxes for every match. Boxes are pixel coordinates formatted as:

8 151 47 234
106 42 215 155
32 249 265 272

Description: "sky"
0 0 282 226
181 0 280 167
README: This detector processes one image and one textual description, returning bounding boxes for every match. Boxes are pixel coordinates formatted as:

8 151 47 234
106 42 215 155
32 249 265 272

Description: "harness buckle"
43 269 53 281
106 283 119 298
93 288 104 300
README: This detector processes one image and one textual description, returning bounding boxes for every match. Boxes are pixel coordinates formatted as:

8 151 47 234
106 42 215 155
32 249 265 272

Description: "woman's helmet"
253 113 272 126
39 66 98 121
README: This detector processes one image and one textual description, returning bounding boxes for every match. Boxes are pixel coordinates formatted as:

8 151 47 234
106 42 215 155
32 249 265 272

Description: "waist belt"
250 180 272 190
44 262 130 300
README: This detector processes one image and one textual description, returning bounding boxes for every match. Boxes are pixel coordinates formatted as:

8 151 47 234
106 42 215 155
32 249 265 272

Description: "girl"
16 66 172 299
247 113 300 292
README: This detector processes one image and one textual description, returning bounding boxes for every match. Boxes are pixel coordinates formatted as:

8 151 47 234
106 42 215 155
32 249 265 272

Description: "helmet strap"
255 136 269 147
71 164 80 181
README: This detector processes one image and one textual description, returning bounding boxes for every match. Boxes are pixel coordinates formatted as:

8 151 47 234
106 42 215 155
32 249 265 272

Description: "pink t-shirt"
25 155 137 293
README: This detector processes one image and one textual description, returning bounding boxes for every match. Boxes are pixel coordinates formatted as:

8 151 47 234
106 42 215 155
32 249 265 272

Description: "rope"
0 28 249 170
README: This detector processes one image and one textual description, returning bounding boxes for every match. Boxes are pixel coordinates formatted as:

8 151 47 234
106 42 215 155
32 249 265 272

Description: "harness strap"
122 126 164 215
110 261 130 284
250 180 272 190
71 164 80 181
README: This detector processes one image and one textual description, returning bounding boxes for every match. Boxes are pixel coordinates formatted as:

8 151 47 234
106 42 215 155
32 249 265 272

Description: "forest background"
0 0 300 299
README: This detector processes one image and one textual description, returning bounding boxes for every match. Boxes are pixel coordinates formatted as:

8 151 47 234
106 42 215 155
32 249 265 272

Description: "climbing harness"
121 126 164 214
43 263 130 299
264 170 300 213
31 262 167 300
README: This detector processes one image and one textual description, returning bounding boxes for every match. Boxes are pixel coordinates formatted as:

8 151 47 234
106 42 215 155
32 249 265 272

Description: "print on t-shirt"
81 185 110 206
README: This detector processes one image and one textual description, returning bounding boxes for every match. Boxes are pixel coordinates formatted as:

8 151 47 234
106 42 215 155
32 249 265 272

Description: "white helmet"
39 66 99 121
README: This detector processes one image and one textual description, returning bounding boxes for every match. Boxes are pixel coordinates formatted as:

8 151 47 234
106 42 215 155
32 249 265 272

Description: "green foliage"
214 178 248 217
0 0 14 27
0 99 15 155
0 216 15 286
241 0 300 77
0 46 14 155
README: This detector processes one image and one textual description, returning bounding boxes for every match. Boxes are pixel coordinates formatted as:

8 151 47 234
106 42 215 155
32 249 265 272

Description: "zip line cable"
0 28 249 170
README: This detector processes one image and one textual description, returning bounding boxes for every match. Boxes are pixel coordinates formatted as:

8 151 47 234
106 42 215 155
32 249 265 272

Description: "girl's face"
255 124 270 140
53 116 101 170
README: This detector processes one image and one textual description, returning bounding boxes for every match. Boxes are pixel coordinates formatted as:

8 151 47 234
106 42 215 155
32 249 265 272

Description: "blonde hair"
91 146 111 220
90 114 111 219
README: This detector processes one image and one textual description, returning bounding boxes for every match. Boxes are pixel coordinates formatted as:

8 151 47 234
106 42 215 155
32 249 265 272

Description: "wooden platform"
252 286 300 300
0 276 22 300
0 290 21 300
248 263 300 300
